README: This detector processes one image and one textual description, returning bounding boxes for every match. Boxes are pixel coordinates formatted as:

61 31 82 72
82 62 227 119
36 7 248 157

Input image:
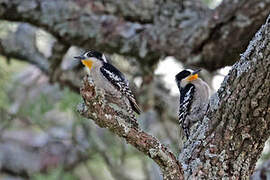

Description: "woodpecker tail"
128 97 141 115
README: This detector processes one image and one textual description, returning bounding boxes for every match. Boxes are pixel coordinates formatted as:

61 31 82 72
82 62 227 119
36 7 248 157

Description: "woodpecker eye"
85 52 92 58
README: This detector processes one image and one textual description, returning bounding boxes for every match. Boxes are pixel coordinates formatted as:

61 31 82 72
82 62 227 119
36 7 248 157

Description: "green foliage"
202 0 213 5
261 152 270 161
0 21 18 38
19 93 54 127
32 167 78 180
202 0 222 8
85 155 114 180
0 68 10 109
0 57 27 109
58 88 81 112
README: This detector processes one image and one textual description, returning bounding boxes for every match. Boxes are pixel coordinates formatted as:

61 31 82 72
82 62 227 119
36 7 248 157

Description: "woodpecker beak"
192 69 201 75
74 56 94 70
187 69 201 81
74 55 85 60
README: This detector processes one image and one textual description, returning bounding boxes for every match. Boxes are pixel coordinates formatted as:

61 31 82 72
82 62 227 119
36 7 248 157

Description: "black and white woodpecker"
175 69 210 139
74 50 141 127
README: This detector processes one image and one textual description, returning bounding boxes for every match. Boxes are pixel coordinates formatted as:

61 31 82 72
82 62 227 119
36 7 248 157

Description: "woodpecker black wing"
179 83 195 138
100 62 141 114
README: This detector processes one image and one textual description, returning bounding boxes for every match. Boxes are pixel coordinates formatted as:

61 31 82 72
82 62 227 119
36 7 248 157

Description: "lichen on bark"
178 15 270 179
77 76 184 180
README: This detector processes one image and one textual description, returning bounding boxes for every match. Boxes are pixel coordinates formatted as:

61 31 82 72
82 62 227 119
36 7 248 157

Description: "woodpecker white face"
74 50 107 70
175 69 201 87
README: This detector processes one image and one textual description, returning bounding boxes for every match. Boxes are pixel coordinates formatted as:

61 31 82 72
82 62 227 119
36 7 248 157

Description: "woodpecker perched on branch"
74 50 141 127
175 69 210 139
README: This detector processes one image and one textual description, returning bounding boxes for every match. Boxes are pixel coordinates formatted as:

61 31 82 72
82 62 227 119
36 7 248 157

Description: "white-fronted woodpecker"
74 50 141 127
175 69 210 139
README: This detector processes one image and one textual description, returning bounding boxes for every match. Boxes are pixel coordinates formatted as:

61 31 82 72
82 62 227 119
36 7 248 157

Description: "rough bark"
0 1 270 179
77 14 270 179
77 76 183 180
179 15 270 179
0 0 270 71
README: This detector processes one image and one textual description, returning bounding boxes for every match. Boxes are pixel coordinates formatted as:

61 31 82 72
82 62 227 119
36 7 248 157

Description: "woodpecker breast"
177 77 210 138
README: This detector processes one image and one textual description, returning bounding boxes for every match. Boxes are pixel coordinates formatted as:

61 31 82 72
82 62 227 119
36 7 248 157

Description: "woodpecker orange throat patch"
82 60 93 70
187 74 198 81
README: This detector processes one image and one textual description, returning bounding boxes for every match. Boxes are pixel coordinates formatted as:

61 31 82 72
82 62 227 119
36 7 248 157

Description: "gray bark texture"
79 15 270 179
0 0 270 179
0 0 270 73
179 15 270 179
77 76 184 180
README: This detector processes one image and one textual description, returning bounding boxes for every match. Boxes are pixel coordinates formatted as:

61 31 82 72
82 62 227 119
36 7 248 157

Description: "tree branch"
77 76 183 180
1 0 269 71
192 0 270 70
179 14 270 179
1 1 270 179
0 23 50 74
0 22 81 92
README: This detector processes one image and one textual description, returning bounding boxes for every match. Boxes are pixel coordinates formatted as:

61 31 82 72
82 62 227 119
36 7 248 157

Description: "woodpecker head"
175 69 201 87
74 50 107 70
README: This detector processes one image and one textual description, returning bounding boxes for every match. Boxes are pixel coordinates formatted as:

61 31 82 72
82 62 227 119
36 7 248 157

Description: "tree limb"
0 22 82 92
77 76 183 180
1 0 269 71
0 23 50 74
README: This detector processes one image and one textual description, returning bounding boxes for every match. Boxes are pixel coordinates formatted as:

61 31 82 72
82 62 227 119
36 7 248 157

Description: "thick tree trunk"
179 15 270 179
